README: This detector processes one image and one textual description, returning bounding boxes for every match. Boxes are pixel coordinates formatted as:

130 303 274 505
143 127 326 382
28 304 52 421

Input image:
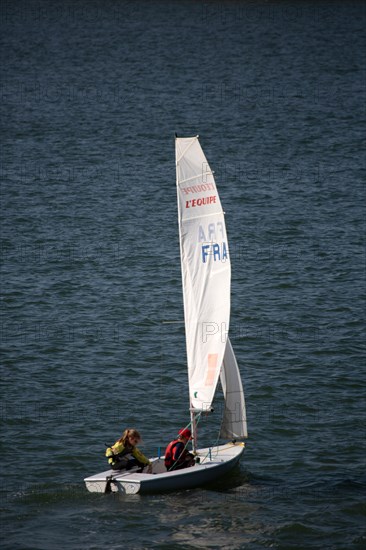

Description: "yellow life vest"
105 441 150 466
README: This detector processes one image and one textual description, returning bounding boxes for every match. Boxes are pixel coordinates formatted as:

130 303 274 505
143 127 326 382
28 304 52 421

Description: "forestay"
175 136 231 412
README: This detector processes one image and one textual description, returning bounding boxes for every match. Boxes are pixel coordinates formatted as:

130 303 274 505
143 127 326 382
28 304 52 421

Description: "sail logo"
202 242 228 263
181 182 215 195
199 222 228 263
186 195 216 209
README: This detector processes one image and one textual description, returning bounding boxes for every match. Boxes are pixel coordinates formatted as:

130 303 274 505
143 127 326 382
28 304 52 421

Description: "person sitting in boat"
106 428 152 472
164 428 195 471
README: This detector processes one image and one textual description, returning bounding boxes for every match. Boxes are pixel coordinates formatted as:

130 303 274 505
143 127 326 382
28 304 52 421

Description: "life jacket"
164 439 184 470
105 442 131 466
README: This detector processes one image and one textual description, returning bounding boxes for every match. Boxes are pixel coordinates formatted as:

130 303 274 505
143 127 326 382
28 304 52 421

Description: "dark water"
1 1 365 548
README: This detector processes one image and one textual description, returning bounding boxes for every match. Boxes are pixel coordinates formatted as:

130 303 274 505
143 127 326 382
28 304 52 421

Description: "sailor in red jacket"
164 428 195 471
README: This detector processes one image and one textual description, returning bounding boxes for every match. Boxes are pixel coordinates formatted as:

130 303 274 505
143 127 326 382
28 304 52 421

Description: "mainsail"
175 136 231 412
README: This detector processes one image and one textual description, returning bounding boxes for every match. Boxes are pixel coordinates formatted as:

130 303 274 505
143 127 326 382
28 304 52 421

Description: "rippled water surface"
1 1 365 549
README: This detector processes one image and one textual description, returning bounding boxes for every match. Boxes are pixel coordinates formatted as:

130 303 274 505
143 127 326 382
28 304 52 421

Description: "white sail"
176 136 231 411
220 338 248 439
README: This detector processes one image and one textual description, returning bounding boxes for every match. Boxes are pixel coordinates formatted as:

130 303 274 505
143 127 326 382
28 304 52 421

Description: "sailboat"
84 135 247 494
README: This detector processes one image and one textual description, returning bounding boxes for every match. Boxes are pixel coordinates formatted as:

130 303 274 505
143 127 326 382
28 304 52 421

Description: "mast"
190 409 198 453
175 134 198 448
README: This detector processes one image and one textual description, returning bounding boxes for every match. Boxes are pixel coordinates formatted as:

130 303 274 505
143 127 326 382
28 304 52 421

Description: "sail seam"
178 172 214 185
181 211 224 222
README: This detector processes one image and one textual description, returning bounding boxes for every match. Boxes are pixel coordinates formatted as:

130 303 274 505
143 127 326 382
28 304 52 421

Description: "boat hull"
84 441 245 495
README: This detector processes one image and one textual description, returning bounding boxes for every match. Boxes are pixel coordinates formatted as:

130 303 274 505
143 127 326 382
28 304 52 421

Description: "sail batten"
178 211 227 223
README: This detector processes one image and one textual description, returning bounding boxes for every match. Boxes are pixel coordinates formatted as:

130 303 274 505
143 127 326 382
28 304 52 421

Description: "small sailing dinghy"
84 135 247 494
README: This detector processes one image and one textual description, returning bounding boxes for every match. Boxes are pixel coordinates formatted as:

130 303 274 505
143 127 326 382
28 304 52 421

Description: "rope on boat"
168 413 202 471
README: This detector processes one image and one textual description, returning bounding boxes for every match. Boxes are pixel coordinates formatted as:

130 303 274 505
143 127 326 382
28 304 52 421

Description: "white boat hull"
84 441 245 495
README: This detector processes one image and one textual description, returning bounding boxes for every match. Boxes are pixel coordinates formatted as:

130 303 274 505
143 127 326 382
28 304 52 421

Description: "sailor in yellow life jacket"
106 428 152 473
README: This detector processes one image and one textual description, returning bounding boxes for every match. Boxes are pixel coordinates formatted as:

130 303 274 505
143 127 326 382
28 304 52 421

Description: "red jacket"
164 439 190 470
